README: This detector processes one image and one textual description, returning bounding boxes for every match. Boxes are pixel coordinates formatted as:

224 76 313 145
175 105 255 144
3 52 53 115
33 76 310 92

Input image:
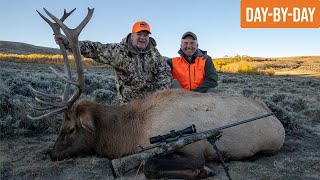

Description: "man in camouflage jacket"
57 21 172 104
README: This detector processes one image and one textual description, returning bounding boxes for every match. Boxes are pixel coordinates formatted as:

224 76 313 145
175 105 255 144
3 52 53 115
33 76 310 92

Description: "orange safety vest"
172 56 206 90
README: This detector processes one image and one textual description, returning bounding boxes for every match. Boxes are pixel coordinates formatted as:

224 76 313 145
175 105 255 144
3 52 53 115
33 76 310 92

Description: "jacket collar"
178 49 207 63
123 33 157 55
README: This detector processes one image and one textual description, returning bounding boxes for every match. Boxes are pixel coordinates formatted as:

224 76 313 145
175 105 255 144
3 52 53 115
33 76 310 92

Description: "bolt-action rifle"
110 113 274 179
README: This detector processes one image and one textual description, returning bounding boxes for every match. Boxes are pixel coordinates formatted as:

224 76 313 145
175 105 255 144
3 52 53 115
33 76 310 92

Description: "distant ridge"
0 41 60 55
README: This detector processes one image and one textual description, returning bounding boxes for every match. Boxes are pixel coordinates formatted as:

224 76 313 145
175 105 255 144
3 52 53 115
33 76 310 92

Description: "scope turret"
149 124 196 144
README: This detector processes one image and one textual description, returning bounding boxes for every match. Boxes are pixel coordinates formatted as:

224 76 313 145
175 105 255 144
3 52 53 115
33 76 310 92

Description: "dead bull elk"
29 9 285 179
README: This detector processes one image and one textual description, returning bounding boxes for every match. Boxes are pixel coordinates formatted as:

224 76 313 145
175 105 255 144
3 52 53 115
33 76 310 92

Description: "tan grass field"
255 56 320 77
213 55 320 77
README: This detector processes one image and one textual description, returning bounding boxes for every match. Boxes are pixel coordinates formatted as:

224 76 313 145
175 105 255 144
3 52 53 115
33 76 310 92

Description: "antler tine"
37 8 76 34
36 8 74 102
55 45 72 102
28 103 57 111
60 8 76 22
27 107 67 120
35 97 68 107
43 8 94 39
36 10 56 30
42 8 81 105
49 66 78 86
59 8 77 102
43 8 94 108
38 8 77 103
43 8 72 37
64 8 94 108
74 8 94 36
29 8 93 120
28 85 61 99
58 8 76 102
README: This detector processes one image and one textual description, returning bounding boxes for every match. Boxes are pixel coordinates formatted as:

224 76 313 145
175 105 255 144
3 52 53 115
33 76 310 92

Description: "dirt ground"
1 60 320 180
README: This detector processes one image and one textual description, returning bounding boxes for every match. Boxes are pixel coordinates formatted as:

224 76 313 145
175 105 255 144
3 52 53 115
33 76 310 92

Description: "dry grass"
0 53 100 67
0 80 10 93
213 55 320 77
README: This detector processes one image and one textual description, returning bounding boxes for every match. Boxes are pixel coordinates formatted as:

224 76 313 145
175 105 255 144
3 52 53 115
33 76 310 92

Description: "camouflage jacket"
71 33 172 104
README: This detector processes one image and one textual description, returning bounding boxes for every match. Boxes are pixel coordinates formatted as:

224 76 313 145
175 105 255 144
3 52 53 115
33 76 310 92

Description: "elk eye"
69 128 75 134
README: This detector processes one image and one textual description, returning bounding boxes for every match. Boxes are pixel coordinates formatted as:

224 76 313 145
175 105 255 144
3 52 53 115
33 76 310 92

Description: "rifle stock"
110 129 222 178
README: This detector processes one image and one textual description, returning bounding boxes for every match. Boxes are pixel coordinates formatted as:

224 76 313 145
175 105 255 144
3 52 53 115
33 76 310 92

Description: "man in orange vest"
167 31 218 92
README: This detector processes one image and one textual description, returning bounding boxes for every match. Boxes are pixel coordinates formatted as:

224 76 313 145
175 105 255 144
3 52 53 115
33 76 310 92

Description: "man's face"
181 36 198 58
131 31 150 50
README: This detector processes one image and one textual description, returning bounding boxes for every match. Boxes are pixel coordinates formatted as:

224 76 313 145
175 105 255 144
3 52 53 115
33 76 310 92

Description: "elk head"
28 8 95 160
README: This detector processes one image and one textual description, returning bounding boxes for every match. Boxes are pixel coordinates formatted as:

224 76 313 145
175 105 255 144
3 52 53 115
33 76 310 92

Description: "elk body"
49 89 285 178
30 9 285 179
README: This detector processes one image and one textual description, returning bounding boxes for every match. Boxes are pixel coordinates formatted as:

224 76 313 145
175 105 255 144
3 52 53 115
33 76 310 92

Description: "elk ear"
79 112 96 133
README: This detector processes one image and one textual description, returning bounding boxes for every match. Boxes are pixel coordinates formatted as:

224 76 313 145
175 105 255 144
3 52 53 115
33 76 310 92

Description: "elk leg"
143 152 214 179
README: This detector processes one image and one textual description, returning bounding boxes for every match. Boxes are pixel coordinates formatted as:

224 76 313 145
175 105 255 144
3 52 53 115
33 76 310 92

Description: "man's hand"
54 34 67 45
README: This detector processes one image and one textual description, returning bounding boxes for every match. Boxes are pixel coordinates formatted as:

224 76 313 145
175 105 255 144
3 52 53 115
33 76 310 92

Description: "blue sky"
1 0 319 58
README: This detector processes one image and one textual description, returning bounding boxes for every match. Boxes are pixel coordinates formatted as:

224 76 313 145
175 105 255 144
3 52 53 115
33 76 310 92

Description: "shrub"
213 57 261 75
93 89 117 105
265 101 303 132
266 68 275 76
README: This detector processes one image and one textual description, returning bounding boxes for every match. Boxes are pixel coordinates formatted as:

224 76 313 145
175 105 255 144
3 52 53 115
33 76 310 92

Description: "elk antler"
28 8 94 120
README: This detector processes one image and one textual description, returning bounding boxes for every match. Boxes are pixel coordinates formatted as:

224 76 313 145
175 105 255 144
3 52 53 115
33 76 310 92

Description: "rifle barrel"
218 112 274 131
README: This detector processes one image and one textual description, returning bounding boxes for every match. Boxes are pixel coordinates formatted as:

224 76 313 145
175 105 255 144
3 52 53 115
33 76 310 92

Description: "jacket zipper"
194 66 196 81
134 57 141 79
182 57 193 90
189 64 192 90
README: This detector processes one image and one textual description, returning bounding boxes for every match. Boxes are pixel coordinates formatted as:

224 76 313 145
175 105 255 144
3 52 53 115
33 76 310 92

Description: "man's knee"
206 88 219 93
171 79 182 89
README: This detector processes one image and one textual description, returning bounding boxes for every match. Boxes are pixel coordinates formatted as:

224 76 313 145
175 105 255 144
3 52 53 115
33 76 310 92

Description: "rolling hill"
0 40 60 55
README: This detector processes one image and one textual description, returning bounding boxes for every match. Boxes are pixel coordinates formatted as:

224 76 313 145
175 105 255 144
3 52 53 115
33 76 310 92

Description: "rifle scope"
149 124 197 144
